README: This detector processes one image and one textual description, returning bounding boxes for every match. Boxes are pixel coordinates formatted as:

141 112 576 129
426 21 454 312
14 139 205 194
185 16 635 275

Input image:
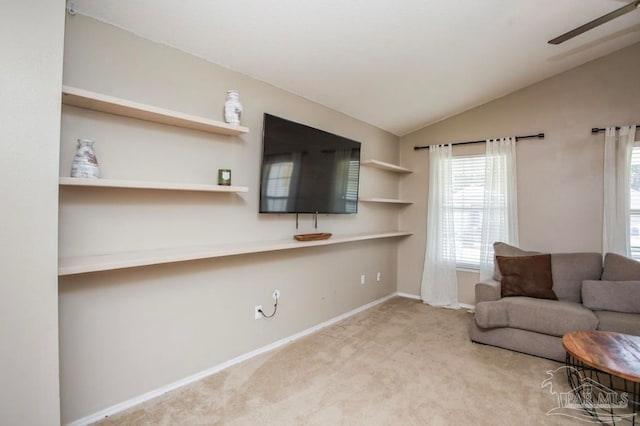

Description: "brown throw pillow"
497 254 557 300
492 242 541 281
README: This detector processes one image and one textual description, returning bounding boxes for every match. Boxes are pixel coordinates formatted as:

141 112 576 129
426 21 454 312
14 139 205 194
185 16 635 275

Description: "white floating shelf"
62 85 249 136
58 231 412 276
59 177 248 193
359 197 413 205
361 159 412 174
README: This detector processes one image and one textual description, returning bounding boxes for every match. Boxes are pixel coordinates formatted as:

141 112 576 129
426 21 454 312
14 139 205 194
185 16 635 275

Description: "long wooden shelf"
361 159 412 174
59 177 248 193
359 197 413 205
58 231 412 276
61 85 249 136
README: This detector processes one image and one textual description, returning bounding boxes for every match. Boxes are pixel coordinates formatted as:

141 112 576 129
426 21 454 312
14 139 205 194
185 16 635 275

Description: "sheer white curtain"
479 137 519 281
421 144 459 308
603 125 636 256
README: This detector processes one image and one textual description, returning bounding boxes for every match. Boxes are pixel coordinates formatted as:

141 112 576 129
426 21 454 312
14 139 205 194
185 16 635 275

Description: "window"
451 155 486 269
264 161 294 211
630 145 640 260
344 160 360 213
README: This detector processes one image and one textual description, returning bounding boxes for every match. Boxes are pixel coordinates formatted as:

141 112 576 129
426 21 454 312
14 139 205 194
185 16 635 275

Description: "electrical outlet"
360 274 366 285
272 289 281 300
376 272 381 282
254 305 262 320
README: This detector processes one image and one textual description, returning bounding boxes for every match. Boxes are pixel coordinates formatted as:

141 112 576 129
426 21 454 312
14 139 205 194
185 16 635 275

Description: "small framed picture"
218 169 232 186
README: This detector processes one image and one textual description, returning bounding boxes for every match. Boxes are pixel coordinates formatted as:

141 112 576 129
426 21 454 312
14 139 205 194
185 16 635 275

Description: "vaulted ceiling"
72 0 640 136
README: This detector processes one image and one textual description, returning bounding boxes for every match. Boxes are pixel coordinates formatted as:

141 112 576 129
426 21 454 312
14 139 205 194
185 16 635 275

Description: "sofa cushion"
493 242 540 281
594 311 640 335
497 254 557 300
551 253 602 303
474 301 510 328
475 297 598 337
602 253 640 280
475 279 501 303
582 280 640 314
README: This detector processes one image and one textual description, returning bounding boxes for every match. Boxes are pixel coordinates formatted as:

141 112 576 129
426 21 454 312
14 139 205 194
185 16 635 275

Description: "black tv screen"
259 114 361 214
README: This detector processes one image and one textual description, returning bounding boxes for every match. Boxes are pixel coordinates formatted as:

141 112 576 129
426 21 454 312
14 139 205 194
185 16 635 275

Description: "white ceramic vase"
224 90 243 125
71 138 100 178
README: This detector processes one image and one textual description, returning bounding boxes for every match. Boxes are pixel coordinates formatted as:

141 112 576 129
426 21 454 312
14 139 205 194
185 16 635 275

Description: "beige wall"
59 15 402 423
0 1 65 425
55 13 640 423
398 42 640 305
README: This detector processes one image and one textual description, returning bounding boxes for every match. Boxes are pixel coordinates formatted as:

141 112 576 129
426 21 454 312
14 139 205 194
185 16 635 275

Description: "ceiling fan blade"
548 0 640 44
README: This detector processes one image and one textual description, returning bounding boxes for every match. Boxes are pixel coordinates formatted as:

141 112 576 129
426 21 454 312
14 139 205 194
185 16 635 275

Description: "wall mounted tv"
259 113 361 214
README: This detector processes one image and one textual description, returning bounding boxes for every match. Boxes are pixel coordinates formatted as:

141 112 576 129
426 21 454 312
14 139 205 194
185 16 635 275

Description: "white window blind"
345 160 360 213
451 155 486 269
264 161 294 211
630 145 640 260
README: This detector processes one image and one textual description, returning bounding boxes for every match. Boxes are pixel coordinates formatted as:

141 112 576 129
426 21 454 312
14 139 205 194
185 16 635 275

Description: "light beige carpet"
96 297 584 425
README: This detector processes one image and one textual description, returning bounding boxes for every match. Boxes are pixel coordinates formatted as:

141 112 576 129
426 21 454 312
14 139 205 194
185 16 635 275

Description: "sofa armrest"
475 279 501 303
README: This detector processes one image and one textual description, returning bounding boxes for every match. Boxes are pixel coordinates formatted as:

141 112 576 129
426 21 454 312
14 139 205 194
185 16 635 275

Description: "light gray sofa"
470 246 640 362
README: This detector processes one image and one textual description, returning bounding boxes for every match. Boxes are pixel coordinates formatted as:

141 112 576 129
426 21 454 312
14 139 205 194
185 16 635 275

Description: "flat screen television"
259 113 361 214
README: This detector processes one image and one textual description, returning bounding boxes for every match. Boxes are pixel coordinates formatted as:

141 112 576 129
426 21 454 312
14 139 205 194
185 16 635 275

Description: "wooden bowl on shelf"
293 233 332 241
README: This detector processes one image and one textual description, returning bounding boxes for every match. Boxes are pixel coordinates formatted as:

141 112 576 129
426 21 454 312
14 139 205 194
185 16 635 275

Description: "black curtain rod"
413 133 544 151
591 125 640 134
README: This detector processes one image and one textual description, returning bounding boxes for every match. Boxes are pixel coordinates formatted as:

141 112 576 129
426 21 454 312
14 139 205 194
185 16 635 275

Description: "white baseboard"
68 292 398 426
395 292 475 312
395 291 421 300
459 302 475 312
69 292 475 425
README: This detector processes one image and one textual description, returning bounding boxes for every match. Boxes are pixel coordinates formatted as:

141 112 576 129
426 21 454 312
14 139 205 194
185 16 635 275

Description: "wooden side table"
563 330 640 425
